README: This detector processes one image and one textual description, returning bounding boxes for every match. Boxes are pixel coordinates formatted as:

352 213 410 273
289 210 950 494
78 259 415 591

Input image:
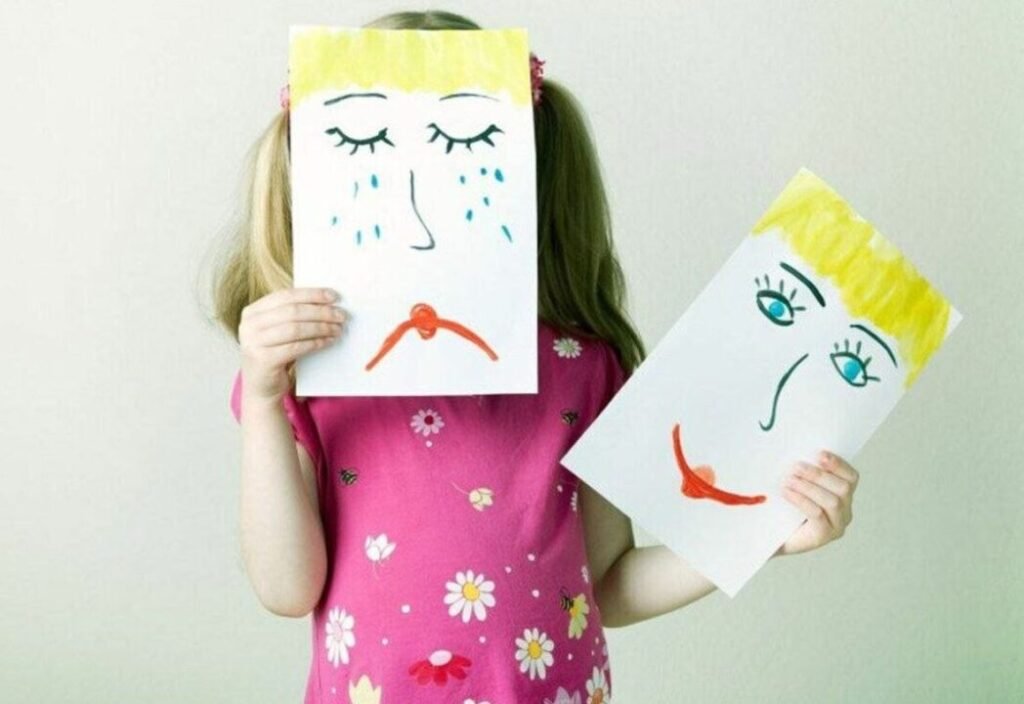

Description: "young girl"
212 10 859 704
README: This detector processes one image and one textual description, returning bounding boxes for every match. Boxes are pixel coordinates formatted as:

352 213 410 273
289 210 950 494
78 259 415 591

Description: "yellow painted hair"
752 169 952 387
289 27 532 108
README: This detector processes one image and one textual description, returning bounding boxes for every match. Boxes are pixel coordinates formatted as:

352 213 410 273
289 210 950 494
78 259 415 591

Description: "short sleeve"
229 369 326 476
575 338 630 430
595 340 629 415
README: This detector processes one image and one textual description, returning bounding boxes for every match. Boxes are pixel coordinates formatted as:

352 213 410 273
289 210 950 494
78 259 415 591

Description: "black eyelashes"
325 126 395 155
426 123 503 153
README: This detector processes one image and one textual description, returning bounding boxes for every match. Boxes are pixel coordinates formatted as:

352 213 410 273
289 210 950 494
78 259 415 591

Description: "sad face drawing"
289 28 538 396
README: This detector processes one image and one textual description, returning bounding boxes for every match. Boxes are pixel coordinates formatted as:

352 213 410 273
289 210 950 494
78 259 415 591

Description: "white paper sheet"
561 168 962 597
288 27 537 396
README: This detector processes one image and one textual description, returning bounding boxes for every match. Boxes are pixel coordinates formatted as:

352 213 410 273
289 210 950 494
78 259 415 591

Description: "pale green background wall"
1 1 1020 702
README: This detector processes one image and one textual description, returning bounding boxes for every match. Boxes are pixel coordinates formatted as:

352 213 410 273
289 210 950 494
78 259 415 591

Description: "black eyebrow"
439 92 499 101
779 262 825 308
324 92 388 106
850 324 898 367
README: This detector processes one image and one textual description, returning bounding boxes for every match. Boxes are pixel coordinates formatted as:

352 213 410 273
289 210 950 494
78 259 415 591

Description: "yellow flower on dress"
469 487 494 510
560 588 590 639
348 674 381 704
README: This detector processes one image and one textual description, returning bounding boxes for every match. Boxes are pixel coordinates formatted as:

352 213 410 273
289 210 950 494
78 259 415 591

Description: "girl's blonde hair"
210 10 645 390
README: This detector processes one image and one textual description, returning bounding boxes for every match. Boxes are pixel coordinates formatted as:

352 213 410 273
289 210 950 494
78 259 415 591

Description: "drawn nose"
759 353 809 432
407 169 436 250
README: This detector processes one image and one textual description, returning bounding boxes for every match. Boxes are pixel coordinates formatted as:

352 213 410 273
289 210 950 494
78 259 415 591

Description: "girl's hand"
776 451 859 557
238 287 346 402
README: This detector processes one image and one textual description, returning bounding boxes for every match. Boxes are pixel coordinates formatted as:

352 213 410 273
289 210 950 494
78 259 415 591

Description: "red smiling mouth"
671 423 767 506
365 302 499 371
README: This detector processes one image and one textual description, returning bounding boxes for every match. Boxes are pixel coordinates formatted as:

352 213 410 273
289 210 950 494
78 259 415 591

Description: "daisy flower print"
325 607 355 667
515 627 555 680
444 569 496 623
586 665 610 703
410 408 445 436
552 336 582 359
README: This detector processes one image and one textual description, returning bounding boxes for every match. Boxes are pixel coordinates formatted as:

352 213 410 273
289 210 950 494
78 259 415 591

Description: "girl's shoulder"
537 318 628 415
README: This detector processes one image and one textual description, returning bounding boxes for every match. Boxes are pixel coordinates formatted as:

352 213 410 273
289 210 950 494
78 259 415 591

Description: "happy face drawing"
667 169 954 508
289 27 537 396
560 168 959 595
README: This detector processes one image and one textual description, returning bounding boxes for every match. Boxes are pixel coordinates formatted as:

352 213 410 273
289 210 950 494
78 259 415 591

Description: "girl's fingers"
819 451 859 485
782 486 829 524
244 287 338 318
248 301 346 331
258 320 343 347
785 476 842 530
793 461 851 501
264 336 335 366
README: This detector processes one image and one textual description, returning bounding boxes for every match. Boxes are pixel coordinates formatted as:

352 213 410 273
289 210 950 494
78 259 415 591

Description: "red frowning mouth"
671 422 767 506
365 302 499 371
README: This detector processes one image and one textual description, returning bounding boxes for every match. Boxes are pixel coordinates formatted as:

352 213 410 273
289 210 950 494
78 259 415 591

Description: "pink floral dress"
230 320 627 703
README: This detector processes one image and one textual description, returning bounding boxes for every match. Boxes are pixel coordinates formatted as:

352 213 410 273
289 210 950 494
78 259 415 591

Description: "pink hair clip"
279 83 290 112
529 52 545 106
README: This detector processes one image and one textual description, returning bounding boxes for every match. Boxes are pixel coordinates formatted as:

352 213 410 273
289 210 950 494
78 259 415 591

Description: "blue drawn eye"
755 275 805 326
756 291 797 326
426 122 503 153
830 339 879 387
325 126 395 155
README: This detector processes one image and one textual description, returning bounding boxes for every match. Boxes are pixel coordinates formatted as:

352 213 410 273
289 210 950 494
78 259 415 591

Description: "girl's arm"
239 395 327 618
580 481 716 628
582 451 859 628
236 287 344 618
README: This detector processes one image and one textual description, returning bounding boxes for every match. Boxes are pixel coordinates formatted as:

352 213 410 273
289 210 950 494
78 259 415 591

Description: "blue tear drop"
370 173 379 189
466 209 474 222
501 224 512 241
494 168 504 183
459 174 466 185
356 229 362 245
483 196 490 207
480 167 488 176
374 224 381 239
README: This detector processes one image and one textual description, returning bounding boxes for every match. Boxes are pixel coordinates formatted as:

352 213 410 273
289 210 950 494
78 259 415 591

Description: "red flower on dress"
408 649 472 686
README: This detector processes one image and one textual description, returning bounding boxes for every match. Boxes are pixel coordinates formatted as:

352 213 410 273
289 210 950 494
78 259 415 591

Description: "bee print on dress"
560 408 579 426
338 467 359 485
559 587 590 639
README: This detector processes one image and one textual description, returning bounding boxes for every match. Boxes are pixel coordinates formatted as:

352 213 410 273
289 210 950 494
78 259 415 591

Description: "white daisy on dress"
325 607 355 667
570 489 578 512
444 569 496 623
586 665 609 703
553 336 583 359
364 534 395 563
515 627 555 680
410 408 445 436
